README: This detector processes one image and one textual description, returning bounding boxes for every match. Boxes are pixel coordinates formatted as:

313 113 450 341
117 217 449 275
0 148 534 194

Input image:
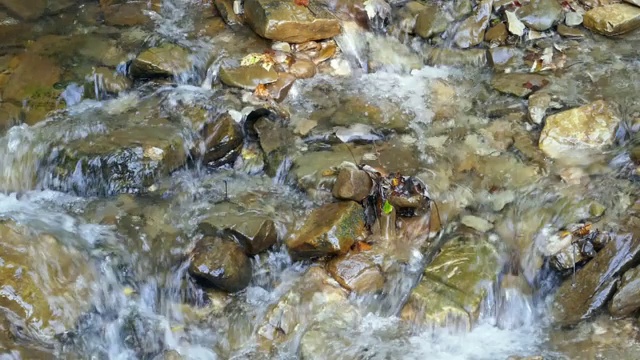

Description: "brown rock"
484 22 508 43
289 58 317 79
327 250 385 293
414 4 449 39
130 44 192 79
557 23 586 38
219 63 278 90
331 166 373 202
201 113 244 167
244 0 341 43
609 265 640 317
214 0 243 26
286 201 367 259
103 3 152 27
0 0 46 20
491 73 549 98
583 3 640 36
2 53 62 102
454 0 493 48
266 73 296 102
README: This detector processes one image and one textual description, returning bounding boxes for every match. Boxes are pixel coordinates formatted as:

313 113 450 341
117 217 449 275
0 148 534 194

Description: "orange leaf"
254 83 270 99
294 0 309 6
353 241 372 252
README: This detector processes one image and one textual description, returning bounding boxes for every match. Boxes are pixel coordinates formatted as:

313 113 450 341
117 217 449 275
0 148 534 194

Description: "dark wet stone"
516 0 564 31
214 0 243 26
189 233 253 292
552 233 640 326
332 166 373 202
203 210 278 255
201 113 244 167
286 201 367 260
244 0 341 43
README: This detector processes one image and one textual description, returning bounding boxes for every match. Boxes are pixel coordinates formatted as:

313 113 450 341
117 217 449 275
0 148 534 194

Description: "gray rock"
609 266 640 317
414 4 449 39
454 0 493 48
516 0 564 31
332 166 373 202
565 11 583 26
461 215 494 232
130 44 192 79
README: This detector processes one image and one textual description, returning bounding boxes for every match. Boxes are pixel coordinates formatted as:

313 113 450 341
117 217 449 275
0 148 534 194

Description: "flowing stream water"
1 0 639 359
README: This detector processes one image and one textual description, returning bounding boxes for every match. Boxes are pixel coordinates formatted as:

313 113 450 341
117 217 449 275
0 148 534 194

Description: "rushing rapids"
0 0 640 359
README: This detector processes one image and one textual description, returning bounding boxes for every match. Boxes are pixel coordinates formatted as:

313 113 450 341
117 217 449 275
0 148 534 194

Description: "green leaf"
383 200 393 215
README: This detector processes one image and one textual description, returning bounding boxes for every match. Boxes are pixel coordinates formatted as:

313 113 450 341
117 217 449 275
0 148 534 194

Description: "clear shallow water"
1 0 639 359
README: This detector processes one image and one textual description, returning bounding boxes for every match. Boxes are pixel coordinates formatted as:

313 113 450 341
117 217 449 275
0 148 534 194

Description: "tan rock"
491 73 549 98
332 166 373 202
484 22 508 43
539 101 621 159
266 72 296 102
130 44 192 78
557 23 586 38
286 201 367 259
454 0 493 48
414 4 449 39
244 0 341 43
0 0 46 20
103 3 152 27
219 63 278 90
583 3 640 36
327 250 384 294
2 53 62 102
289 58 317 79
214 0 243 25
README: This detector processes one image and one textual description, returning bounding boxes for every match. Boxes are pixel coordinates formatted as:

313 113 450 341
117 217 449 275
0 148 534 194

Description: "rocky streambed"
0 0 640 359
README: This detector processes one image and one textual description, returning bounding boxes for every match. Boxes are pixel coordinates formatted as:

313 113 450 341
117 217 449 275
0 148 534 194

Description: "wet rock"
0 220 94 336
527 91 551 124
488 46 524 71
609 266 640 317
328 96 412 132
88 67 132 96
130 44 192 79
557 23 586 37
454 0 493 48
625 0 640 6
215 0 243 26
0 102 22 133
299 306 360 360
326 249 384 293
201 113 244 167
202 210 277 255
266 73 296 102
219 63 278 90
289 58 317 79
491 73 549 98
0 0 46 20
361 140 425 174
583 3 640 36
539 101 621 159
485 22 508 43
551 241 589 271
425 48 488 67
414 4 449 39
552 233 640 326
189 232 253 292
286 201 367 260
103 2 153 27
461 215 494 232
451 0 474 19
244 0 341 43
257 266 349 345
332 165 373 202
152 350 183 360
516 0 564 31
47 125 187 195
401 236 500 329
565 11 584 26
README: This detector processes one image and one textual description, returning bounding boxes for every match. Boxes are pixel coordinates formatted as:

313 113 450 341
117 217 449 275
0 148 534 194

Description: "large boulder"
401 236 500 330
538 100 621 160
583 3 640 36
188 230 253 292
552 233 640 326
286 201 367 260
244 0 341 43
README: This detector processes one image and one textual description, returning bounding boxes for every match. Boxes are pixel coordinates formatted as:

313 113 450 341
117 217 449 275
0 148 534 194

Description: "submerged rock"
491 73 549 98
401 236 500 330
414 4 449 39
485 22 508 44
609 265 640 317
286 201 367 260
516 0 564 31
326 249 385 294
583 3 640 36
539 100 621 160
0 0 46 20
552 233 640 326
244 0 341 43
454 0 493 48
129 44 192 79
189 232 253 292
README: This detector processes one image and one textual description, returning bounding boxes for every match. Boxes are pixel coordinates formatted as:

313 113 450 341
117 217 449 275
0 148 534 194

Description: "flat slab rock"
583 3 640 36
244 0 341 43
538 100 621 159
